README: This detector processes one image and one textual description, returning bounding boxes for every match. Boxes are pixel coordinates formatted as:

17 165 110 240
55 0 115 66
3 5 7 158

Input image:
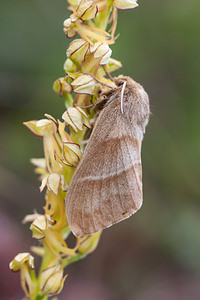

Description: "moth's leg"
93 95 108 111
94 87 116 111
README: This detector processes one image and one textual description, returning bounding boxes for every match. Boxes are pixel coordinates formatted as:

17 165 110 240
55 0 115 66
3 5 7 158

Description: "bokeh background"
1 0 200 299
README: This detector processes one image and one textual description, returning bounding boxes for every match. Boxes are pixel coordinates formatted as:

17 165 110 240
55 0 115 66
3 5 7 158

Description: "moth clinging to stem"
65 76 150 236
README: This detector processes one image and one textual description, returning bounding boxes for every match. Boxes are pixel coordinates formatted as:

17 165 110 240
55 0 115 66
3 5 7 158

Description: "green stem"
39 244 56 274
61 252 87 268
64 93 74 108
34 293 48 300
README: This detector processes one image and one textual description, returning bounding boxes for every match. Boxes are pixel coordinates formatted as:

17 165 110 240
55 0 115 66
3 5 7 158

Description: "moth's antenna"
120 81 127 114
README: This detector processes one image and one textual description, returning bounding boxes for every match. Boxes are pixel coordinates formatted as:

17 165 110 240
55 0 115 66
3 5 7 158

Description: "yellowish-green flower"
30 212 77 257
63 58 77 73
78 231 102 255
9 253 35 298
63 142 82 166
40 173 68 194
30 214 55 240
63 18 112 45
9 252 34 271
24 115 61 174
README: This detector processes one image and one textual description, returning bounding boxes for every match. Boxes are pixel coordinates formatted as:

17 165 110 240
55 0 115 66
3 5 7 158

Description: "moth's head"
114 76 150 133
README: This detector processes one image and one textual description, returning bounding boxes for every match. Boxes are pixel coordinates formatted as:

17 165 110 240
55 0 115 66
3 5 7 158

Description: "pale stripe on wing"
77 159 141 181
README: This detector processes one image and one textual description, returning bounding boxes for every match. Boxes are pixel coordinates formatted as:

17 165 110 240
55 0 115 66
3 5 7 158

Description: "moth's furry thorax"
99 76 150 133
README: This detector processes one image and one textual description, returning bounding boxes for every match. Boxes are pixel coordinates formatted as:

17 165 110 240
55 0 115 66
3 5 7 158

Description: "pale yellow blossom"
40 264 67 295
9 252 34 271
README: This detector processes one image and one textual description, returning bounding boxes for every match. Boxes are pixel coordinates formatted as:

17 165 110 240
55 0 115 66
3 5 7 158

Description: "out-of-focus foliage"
0 0 200 299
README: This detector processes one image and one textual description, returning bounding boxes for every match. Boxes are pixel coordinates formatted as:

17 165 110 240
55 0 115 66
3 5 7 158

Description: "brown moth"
65 76 150 236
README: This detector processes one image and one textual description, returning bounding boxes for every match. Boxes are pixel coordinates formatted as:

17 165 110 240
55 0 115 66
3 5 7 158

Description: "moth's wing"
65 108 143 236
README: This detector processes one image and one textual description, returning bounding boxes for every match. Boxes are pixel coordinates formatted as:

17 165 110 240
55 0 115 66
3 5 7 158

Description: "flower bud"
63 18 76 38
114 0 138 10
63 142 82 166
91 42 112 65
67 39 89 63
53 77 72 96
78 231 102 255
63 58 77 73
69 74 96 94
40 264 67 295
62 107 83 132
76 1 98 21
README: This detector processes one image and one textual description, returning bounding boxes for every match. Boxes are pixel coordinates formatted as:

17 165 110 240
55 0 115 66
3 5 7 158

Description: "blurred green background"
1 0 200 299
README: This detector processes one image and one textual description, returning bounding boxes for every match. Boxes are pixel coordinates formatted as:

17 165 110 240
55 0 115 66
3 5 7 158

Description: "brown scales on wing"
65 76 150 236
